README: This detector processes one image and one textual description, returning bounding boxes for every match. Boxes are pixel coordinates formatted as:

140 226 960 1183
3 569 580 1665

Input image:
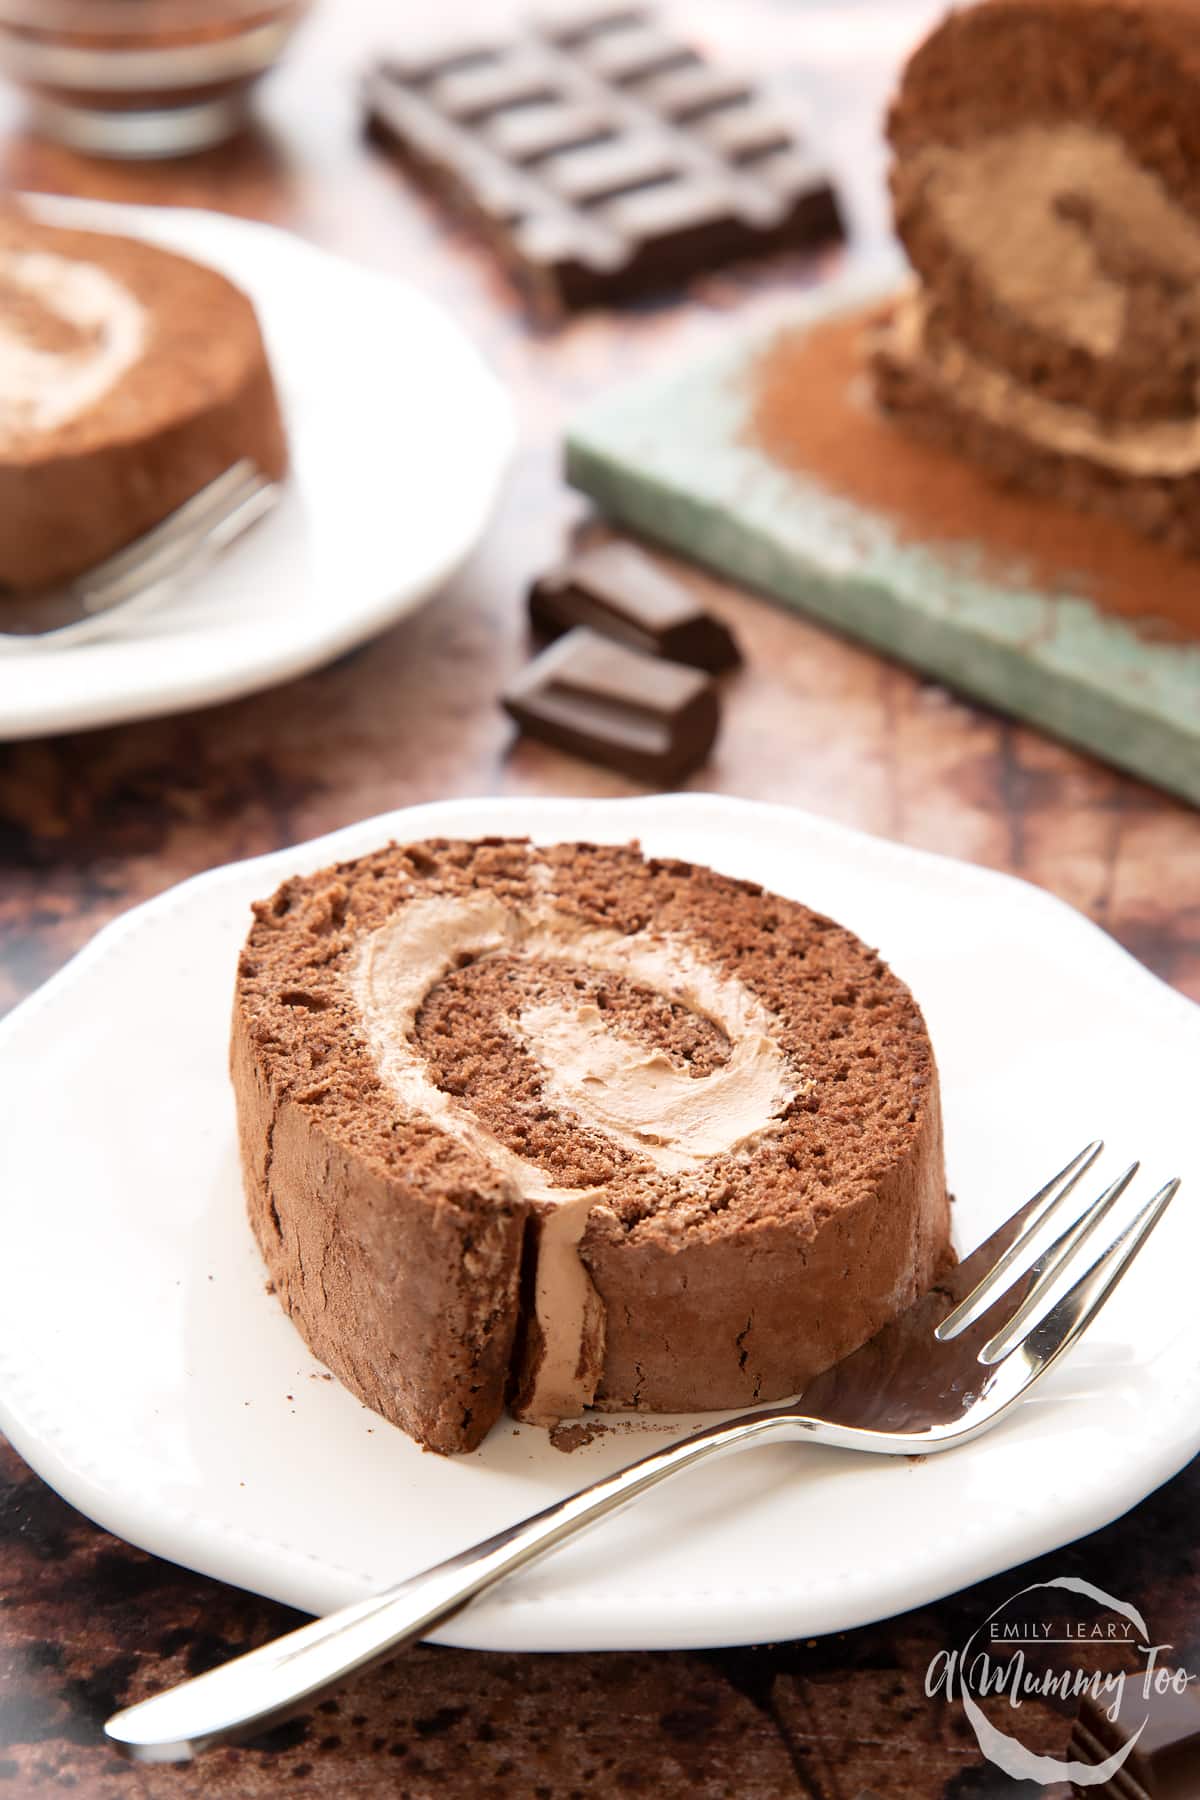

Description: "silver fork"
0 461 279 653
104 1142 1179 1763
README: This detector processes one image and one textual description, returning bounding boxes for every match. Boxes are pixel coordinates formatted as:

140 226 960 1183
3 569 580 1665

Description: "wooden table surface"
2 3 1198 1794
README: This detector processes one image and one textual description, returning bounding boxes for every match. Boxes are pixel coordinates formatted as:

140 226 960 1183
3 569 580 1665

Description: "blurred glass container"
0 0 309 158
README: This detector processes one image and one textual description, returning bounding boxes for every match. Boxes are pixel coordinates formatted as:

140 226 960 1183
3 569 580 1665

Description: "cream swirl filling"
878 288 1200 478
909 123 1200 364
0 249 147 443
352 892 802 1425
520 999 784 1172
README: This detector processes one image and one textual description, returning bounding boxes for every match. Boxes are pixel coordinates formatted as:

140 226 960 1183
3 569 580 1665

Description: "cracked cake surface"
232 838 951 1454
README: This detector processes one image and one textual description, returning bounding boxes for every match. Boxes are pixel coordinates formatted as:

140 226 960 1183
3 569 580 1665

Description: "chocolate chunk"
363 3 842 316
1070 1677 1200 1796
502 625 718 782
530 541 741 672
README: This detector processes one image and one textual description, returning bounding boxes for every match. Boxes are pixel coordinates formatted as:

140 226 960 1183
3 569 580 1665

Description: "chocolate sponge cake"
0 211 287 591
871 0 1200 556
233 838 951 1455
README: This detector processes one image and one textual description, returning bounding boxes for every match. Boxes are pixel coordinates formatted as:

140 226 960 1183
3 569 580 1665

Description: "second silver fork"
0 460 278 653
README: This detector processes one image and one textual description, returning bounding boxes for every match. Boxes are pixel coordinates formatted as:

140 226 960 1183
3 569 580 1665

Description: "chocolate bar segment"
1070 1677 1200 1797
364 4 842 316
530 541 742 672
502 625 719 782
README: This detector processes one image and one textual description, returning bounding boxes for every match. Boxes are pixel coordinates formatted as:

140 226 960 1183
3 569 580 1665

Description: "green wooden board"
565 269 1200 808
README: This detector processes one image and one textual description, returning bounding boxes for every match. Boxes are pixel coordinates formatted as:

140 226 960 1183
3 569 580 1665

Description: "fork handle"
105 1410 794 1762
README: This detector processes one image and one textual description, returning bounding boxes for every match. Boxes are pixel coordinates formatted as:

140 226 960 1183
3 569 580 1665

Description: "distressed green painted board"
565 270 1200 808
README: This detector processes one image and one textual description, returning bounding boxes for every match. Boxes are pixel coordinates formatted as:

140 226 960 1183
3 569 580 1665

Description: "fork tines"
940 1142 1181 1376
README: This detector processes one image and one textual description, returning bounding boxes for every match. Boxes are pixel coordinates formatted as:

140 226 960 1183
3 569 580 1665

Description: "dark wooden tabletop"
2 3 1198 1795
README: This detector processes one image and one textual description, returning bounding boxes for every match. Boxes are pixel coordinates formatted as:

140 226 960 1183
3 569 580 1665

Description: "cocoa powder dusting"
747 307 1200 644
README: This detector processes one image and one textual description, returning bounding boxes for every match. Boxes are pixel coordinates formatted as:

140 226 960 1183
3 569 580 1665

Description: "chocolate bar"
502 624 719 782
1071 1678 1200 1797
364 1 842 316
530 541 742 672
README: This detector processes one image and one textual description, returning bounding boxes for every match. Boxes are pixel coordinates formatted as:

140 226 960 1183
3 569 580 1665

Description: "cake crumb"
550 1422 604 1453
607 1419 688 1437
549 1417 690 1452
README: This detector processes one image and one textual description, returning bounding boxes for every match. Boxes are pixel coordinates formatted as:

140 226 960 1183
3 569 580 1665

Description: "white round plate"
1 795 1197 1650
0 197 514 741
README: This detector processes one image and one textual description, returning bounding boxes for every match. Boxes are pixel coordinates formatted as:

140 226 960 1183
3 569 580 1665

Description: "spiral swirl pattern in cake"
233 839 951 1453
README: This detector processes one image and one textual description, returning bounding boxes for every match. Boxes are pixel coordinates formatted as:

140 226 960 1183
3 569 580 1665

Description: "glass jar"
0 0 310 158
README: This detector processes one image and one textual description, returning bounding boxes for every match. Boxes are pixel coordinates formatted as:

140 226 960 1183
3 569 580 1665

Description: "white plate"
0 197 514 741
1 795 1197 1651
